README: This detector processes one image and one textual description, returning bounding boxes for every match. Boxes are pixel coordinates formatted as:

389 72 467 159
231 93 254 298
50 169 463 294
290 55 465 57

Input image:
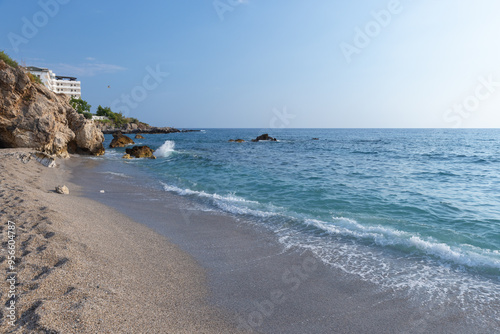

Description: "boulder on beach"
251 134 277 142
125 145 156 159
110 132 134 148
135 134 145 139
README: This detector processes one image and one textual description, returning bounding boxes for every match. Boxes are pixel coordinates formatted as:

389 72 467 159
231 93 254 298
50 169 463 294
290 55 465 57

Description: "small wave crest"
155 140 175 158
160 182 278 218
307 217 500 272
100 171 129 178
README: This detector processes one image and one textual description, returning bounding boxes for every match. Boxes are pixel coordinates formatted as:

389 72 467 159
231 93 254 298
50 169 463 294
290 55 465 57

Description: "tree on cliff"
96 105 112 117
96 105 126 126
70 98 93 119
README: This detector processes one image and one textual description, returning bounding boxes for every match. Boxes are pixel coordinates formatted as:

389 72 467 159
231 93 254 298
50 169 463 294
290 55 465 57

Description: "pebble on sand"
56 185 69 195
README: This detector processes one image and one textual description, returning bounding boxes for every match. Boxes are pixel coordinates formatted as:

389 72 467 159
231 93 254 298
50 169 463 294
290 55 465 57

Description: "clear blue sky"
1 0 500 128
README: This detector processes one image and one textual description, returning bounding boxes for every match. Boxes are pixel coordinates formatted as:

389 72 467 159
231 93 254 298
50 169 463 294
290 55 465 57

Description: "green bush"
0 51 18 68
27 72 43 84
71 98 91 114
96 105 145 128
96 105 113 117
83 112 93 120
95 119 112 124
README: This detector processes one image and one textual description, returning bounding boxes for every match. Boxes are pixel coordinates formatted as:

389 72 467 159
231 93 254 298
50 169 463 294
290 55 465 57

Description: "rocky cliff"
0 60 104 157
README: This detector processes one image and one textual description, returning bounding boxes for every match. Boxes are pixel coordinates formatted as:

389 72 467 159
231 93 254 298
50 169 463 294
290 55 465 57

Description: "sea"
97 128 500 324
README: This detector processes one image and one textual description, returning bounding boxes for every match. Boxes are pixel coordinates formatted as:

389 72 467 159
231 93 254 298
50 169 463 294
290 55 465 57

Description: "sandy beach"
0 149 249 333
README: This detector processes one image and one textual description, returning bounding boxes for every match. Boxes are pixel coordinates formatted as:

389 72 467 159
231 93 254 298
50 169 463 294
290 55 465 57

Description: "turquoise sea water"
101 129 500 319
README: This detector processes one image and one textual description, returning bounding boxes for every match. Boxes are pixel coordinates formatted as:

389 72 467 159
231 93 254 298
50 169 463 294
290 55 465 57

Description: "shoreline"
0 149 247 333
1 148 498 333
70 153 498 333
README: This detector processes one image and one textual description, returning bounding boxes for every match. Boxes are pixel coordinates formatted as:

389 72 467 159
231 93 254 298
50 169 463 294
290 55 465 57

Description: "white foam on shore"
160 182 278 218
158 181 500 324
155 140 175 158
159 180 500 272
100 171 130 178
306 217 500 272
275 222 500 325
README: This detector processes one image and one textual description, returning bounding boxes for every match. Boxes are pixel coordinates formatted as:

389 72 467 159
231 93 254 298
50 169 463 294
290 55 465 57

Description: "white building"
91 115 109 121
27 66 82 99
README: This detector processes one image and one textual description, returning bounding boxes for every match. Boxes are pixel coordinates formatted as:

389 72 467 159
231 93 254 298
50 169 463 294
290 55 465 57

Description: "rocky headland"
0 60 105 157
95 121 200 135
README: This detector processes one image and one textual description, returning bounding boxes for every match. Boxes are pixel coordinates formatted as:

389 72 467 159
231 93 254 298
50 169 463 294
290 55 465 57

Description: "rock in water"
135 134 145 139
251 134 277 142
125 146 156 159
0 60 105 157
122 154 133 159
109 131 135 148
55 185 69 194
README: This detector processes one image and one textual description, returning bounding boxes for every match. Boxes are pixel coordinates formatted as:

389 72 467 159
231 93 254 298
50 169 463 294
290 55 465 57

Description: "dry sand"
0 149 250 333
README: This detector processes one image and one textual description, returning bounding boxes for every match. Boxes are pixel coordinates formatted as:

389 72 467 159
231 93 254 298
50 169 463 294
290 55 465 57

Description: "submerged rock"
135 134 145 139
228 139 245 143
122 154 133 160
0 60 105 157
251 134 277 142
125 145 156 159
109 132 134 148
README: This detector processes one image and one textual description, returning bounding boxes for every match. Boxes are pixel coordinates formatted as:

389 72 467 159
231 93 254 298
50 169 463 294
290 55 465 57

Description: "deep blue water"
100 128 500 318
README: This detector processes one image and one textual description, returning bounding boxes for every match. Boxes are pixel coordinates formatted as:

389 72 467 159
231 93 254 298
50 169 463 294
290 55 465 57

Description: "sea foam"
155 140 175 157
306 217 500 272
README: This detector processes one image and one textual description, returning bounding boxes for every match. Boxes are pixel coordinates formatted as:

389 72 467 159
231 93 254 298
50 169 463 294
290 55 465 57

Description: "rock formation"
135 134 145 139
251 134 277 142
0 60 105 157
228 139 245 143
125 146 156 159
109 132 134 148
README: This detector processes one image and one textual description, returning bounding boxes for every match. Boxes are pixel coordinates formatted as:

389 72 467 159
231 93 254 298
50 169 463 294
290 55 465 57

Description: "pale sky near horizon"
1 0 500 128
